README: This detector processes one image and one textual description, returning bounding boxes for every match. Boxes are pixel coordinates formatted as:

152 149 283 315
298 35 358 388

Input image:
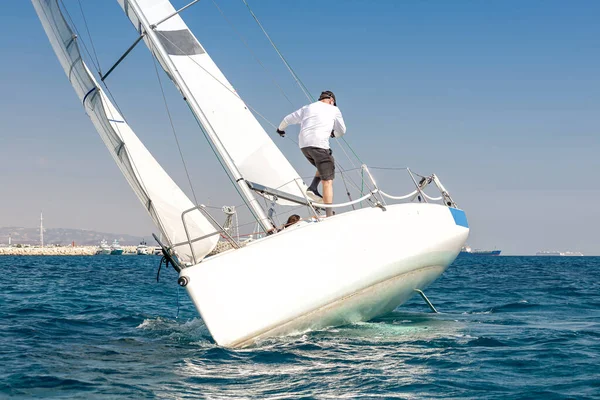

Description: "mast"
122 0 274 233
40 211 44 248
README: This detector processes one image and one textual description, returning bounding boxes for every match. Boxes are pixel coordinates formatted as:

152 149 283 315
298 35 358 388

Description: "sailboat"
32 0 469 348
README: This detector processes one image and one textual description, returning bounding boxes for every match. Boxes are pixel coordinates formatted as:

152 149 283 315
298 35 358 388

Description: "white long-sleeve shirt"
278 101 346 149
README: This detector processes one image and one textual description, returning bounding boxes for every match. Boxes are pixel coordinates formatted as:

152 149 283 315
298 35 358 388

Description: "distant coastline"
0 245 138 256
0 226 146 247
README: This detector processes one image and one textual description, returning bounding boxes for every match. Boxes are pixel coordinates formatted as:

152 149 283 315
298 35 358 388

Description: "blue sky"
1 0 599 255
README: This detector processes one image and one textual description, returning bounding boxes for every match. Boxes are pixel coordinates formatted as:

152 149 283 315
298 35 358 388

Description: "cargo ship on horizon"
459 246 501 256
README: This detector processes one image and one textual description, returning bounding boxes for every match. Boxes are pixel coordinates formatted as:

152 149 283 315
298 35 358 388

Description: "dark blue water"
1 255 598 399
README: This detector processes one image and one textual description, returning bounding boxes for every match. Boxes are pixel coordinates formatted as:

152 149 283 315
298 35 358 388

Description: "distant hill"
0 227 146 246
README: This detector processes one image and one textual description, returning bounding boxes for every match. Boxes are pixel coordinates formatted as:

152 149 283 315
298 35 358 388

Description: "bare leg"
322 179 333 217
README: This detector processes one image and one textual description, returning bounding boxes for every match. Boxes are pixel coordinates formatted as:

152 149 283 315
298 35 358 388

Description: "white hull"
136 247 150 255
180 203 469 348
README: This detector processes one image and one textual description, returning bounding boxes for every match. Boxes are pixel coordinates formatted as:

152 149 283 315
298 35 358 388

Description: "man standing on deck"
276 91 346 217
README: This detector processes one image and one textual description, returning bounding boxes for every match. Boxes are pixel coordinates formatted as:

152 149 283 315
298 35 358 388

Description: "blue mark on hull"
449 208 468 228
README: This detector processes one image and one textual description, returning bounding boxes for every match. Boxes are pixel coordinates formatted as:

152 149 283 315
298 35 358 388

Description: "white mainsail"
32 0 219 264
118 0 307 209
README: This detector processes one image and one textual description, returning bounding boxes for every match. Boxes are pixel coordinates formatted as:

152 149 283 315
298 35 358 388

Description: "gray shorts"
301 146 335 181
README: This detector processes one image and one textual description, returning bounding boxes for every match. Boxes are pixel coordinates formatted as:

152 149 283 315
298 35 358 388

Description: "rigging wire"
76 0 101 74
58 0 126 117
151 27 365 202
148 31 320 228
76 2 262 231
176 285 181 318
370 166 410 171
152 30 281 133
57 1 319 243
240 0 312 102
149 44 200 205
242 0 364 195
73 2 367 215
266 121 364 203
58 0 101 73
211 0 295 108
100 86 173 246
102 3 265 231
56 1 175 246
66 0 372 226
242 0 364 164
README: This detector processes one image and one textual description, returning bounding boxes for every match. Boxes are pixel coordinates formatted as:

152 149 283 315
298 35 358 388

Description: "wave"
137 317 213 344
465 300 543 314
467 336 508 347
1 373 95 393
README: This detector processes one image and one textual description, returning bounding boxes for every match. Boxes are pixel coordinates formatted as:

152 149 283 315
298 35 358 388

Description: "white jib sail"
32 0 219 264
118 0 308 205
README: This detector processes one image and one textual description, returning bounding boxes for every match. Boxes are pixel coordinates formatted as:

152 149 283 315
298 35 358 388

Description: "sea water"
0 255 598 399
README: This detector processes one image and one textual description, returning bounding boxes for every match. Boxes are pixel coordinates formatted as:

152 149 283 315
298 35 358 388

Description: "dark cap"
318 90 336 106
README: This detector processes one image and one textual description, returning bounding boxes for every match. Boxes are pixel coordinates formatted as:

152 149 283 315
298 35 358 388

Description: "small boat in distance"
136 240 150 255
95 239 111 255
459 245 501 256
536 251 584 256
110 240 124 255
